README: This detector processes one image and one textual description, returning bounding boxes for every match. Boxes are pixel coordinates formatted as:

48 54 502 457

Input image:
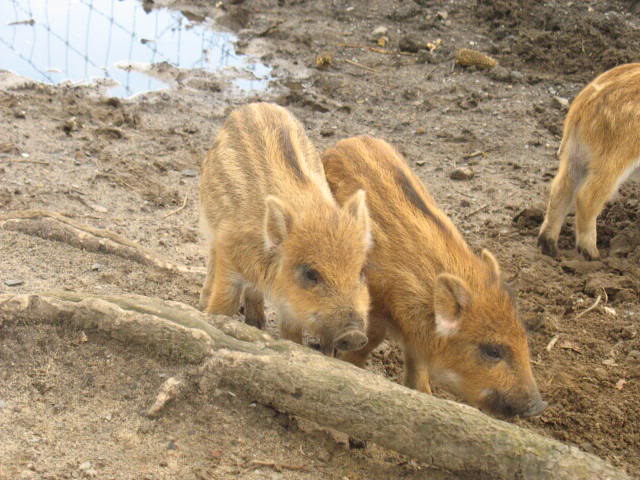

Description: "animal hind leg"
538 150 583 257
574 166 622 260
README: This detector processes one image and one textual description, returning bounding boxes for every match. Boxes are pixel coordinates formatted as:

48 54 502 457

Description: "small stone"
90 263 102 272
414 127 426 135
510 70 524 82
449 167 474 181
0 399 6 409
460 199 471 208
62 117 81 135
167 440 178 450
436 10 448 20
182 169 197 177
399 35 420 53
370 26 388 41
415 160 426 166
78 462 92 472
14 110 26 119
5 279 24 287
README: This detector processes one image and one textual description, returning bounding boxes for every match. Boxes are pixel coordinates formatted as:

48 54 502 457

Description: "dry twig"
0 157 49 166
464 204 489 219
344 59 378 73
249 460 309 472
162 191 189 218
575 295 602 319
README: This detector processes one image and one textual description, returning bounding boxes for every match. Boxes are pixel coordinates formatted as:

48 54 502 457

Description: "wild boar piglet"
322 136 547 418
199 102 372 355
539 62 640 260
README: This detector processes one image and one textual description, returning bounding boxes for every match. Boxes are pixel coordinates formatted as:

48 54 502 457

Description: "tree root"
0 210 204 275
0 292 629 480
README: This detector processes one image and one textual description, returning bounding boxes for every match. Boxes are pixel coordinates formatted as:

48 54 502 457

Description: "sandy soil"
1 0 640 478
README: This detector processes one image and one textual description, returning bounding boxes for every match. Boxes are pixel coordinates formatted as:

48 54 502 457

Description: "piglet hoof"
537 235 558 257
577 245 599 261
334 330 368 352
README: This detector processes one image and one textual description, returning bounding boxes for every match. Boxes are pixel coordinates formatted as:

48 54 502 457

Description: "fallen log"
0 210 204 276
0 292 629 480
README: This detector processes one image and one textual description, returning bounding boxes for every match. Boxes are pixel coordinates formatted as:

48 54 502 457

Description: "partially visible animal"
322 136 547 418
199 102 371 354
538 63 640 259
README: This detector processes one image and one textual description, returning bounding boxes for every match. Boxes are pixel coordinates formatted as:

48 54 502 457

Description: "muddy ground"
2 0 640 478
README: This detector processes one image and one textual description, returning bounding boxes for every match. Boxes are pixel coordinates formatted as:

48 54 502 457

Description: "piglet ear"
480 249 501 284
434 273 471 337
264 195 293 250
342 189 372 249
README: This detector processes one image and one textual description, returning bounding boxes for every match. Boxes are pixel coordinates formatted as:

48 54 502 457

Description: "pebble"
370 25 388 41
5 279 24 287
182 169 197 177
14 110 27 119
0 399 5 409
449 167 474 181
167 440 178 450
90 263 102 272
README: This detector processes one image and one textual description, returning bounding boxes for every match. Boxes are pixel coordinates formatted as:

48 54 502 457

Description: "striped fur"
539 63 640 259
199 103 371 354
322 136 546 418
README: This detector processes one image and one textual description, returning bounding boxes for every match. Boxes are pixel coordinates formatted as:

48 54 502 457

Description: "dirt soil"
2 0 640 478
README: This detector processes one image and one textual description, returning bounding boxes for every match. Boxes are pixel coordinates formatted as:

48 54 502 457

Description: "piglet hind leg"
538 150 583 257
574 166 622 260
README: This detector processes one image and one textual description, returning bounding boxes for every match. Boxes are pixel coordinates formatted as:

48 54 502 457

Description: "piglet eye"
300 265 321 287
480 344 503 361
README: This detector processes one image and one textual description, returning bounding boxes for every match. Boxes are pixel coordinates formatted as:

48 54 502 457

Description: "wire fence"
1 0 267 96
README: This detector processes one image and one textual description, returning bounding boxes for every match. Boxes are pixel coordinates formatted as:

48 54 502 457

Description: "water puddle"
0 0 271 97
